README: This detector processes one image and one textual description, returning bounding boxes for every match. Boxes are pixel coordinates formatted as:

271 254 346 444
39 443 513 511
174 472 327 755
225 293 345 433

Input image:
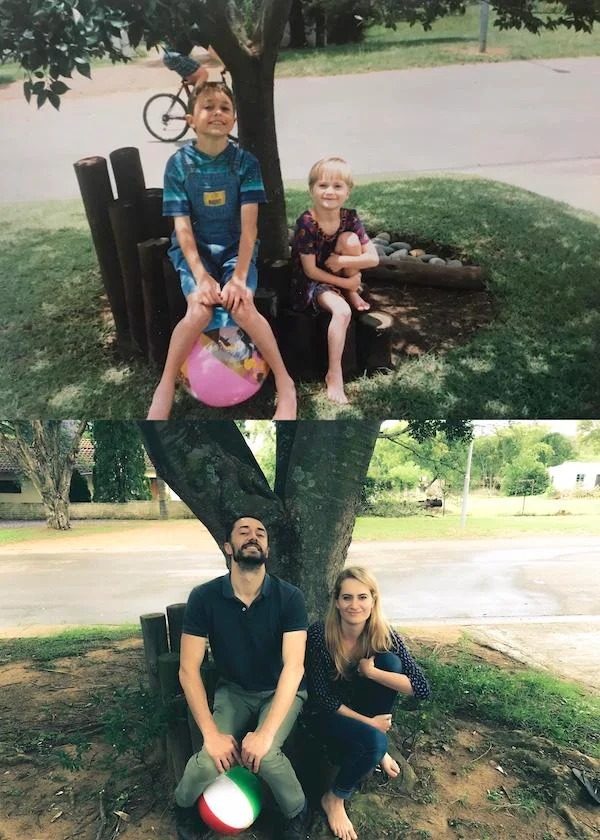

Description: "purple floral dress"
291 208 370 311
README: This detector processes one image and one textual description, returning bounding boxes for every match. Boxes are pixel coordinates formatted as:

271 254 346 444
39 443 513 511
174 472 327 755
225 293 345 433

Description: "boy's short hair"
189 80 236 114
308 156 354 190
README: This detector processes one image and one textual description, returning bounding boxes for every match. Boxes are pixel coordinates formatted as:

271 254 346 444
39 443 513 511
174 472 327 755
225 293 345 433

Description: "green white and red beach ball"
198 766 262 834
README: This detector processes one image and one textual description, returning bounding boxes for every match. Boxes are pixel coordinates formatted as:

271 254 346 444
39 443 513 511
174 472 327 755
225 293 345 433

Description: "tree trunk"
207 0 293 262
41 490 71 529
230 57 289 261
288 0 307 48
138 420 379 619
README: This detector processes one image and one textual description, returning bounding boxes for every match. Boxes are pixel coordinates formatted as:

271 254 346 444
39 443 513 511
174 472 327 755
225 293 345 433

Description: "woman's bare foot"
325 372 349 405
321 791 357 840
346 290 370 312
147 381 175 420
380 752 400 779
272 378 297 420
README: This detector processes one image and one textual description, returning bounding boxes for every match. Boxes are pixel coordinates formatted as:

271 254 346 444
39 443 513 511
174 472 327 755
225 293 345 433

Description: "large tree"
0 420 88 529
3 0 598 258
91 420 151 502
138 419 471 618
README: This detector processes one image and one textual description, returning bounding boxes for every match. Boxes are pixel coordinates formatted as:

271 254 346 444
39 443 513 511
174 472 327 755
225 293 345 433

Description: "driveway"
1 56 599 214
0 523 598 690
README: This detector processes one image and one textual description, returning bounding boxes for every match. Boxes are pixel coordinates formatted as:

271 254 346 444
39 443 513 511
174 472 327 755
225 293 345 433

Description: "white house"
548 461 600 492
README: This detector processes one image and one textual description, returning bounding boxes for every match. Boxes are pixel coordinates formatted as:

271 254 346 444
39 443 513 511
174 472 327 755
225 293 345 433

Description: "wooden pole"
365 260 487 291
356 311 393 374
108 199 148 356
166 602 187 653
162 257 187 332
138 237 172 367
140 612 169 695
143 188 174 240
158 652 193 784
73 156 129 343
276 310 321 381
109 147 146 205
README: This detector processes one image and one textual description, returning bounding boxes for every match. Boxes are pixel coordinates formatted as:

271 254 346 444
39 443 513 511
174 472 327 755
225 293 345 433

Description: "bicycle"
143 79 194 142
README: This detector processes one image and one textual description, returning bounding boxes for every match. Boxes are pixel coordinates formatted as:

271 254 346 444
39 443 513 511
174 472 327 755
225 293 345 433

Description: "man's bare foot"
380 752 400 779
325 372 349 405
321 791 357 840
147 381 175 420
272 378 297 420
346 290 370 312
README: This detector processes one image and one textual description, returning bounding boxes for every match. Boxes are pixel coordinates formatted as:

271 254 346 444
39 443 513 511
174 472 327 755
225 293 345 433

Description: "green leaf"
36 88 48 109
47 92 61 110
23 80 32 104
34 70 44 78
50 80 69 94
31 80 45 93
75 60 91 78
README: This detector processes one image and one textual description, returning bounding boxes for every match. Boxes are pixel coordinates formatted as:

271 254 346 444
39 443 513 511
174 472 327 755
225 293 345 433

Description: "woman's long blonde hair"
325 566 393 680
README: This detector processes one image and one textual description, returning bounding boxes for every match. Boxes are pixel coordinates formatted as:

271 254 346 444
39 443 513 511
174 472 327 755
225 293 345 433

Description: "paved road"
1 532 598 690
1 58 599 213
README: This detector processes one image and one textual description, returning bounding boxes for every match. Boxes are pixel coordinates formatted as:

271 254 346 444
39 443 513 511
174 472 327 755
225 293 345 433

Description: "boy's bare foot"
147 381 175 420
325 372 349 405
272 378 297 420
321 791 357 840
346 290 370 312
380 752 400 779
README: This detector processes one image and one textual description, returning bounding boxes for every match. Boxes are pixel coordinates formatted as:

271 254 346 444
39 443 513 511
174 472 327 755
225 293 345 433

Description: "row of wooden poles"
74 148 184 366
73 146 396 379
140 605 217 783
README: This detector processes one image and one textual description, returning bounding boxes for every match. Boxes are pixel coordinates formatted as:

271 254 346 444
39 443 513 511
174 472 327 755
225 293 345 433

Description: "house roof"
0 437 153 476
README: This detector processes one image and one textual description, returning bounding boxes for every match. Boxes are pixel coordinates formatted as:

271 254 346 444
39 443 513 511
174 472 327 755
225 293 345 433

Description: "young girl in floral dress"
291 157 379 405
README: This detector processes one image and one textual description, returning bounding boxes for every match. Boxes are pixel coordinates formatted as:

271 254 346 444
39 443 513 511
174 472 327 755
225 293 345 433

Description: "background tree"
91 421 151 502
138 419 472 618
4 0 598 259
0 420 88 529
576 421 600 457
500 453 550 497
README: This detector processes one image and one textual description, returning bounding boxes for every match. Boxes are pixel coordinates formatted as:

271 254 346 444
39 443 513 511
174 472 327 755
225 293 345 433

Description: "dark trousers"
314 651 403 798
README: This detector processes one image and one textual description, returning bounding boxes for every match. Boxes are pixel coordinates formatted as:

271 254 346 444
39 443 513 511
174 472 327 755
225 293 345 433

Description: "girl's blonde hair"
325 566 393 680
308 156 354 190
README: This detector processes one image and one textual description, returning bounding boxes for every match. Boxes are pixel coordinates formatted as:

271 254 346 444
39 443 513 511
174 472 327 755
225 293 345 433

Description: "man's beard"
232 543 267 571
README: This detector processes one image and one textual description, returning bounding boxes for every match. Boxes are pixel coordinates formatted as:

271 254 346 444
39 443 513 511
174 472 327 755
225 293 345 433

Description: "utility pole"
460 438 475 529
479 0 490 53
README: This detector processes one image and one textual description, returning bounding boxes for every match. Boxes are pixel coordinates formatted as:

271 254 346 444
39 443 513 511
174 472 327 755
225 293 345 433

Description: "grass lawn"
0 520 163 546
353 513 600 540
1 178 599 418
276 6 600 77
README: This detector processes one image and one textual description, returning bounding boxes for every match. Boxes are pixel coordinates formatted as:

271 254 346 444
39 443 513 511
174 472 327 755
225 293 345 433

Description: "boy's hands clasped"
192 273 251 313
221 275 252 313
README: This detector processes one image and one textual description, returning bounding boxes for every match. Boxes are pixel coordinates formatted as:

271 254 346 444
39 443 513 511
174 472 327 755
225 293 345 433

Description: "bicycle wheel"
143 93 189 142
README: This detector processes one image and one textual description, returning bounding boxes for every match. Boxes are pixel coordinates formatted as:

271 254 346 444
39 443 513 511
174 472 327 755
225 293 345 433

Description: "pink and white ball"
181 326 269 408
198 766 262 835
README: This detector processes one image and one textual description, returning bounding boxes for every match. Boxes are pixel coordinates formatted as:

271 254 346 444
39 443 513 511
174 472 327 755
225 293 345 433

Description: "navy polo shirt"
183 573 308 691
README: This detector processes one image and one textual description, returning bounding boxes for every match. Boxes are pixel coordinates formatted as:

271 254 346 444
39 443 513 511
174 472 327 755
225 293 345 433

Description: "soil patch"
1 636 598 840
365 280 496 358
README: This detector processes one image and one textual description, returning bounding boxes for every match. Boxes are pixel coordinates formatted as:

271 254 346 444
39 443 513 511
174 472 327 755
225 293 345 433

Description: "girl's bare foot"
325 372 349 405
272 378 297 420
321 791 357 840
380 752 400 779
346 290 370 312
147 381 175 420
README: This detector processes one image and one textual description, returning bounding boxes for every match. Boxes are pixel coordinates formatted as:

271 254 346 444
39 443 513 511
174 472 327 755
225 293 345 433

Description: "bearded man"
174 516 309 840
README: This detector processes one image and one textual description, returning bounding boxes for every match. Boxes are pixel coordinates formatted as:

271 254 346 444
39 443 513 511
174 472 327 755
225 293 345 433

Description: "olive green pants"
175 680 307 819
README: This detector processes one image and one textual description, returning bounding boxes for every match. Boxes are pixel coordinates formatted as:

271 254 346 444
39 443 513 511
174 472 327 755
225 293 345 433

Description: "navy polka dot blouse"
306 620 431 713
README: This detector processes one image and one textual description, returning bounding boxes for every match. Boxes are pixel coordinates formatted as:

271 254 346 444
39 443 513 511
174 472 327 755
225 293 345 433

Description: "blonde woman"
306 567 430 840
